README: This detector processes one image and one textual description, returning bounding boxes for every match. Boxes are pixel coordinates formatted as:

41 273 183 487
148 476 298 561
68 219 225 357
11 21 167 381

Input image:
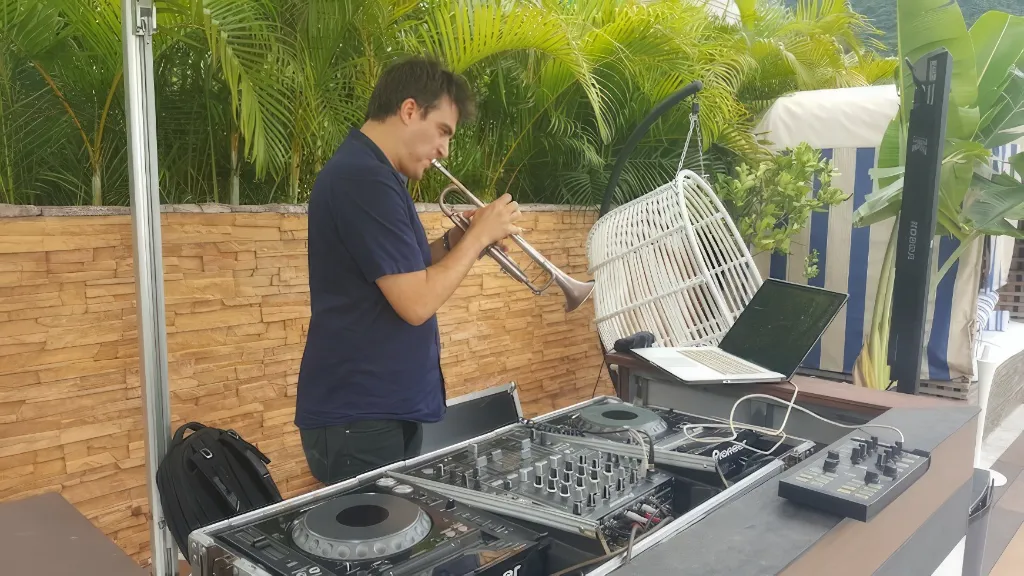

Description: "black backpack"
156 422 283 556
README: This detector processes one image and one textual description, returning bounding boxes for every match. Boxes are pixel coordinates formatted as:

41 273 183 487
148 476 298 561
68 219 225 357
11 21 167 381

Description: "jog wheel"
577 404 668 437
290 492 432 561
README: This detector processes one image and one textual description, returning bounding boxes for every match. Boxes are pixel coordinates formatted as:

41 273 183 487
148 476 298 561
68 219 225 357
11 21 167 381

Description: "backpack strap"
173 422 207 444
222 429 282 502
187 434 243 512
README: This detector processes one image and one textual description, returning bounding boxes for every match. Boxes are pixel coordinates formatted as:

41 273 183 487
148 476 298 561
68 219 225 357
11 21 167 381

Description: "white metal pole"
121 1 176 575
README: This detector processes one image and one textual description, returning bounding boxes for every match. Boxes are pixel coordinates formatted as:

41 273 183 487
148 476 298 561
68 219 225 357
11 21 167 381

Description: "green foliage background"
0 0 892 208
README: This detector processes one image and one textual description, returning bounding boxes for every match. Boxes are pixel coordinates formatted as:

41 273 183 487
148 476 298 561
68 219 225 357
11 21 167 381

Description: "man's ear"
398 98 418 124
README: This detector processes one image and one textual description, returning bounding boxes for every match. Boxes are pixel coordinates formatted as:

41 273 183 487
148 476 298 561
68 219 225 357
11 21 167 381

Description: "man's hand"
462 194 521 251
448 207 513 254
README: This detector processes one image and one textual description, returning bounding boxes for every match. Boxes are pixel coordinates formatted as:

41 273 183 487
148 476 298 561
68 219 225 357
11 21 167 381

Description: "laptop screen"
718 279 848 378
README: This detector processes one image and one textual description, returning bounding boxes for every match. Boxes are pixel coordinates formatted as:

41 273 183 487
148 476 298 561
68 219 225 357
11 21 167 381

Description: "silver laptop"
631 279 848 384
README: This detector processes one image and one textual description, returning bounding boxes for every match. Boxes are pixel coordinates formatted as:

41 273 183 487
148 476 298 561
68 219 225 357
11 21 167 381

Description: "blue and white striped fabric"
751 147 984 382
749 86 1018 383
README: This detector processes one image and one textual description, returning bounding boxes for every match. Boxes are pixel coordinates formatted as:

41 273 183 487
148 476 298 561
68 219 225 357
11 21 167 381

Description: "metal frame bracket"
135 1 156 35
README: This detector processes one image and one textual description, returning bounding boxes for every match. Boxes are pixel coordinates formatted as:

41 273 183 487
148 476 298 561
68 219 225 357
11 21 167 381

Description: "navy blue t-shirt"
295 129 447 429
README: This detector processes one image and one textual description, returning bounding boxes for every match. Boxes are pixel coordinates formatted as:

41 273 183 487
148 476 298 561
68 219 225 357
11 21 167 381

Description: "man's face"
398 96 459 180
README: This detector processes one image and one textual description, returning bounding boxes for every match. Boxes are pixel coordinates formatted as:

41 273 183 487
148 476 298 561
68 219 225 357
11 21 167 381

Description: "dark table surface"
0 491 148 576
609 402 979 576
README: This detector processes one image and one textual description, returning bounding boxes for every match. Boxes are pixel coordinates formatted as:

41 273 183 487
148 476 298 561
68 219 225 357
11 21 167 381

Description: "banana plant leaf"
978 66 1024 149
896 0 979 140
1012 152 1024 180
969 11 1024 121
961 172 1024 238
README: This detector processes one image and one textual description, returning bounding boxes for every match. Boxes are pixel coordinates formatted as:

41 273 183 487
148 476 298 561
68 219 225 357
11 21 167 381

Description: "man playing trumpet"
295 57 523 485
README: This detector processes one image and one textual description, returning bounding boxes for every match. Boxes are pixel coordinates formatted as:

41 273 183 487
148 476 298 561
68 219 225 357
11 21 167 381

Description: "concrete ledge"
0 203 598 217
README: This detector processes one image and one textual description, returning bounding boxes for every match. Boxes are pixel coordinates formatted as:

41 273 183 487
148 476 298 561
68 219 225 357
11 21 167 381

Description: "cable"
678 381 905 456
591 358 609 399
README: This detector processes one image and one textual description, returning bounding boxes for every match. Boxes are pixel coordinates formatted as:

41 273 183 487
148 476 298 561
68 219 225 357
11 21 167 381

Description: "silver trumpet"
431 159 596 313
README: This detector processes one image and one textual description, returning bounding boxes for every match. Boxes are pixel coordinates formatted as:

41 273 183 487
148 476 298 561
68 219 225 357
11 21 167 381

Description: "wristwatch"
444 228 486 260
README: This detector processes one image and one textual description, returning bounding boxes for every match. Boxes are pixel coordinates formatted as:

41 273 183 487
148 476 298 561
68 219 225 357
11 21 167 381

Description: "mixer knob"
604 461 614 474
602 484 613 500
471 467 480 479
475 456 488 469
575 475 585 488
549 455 563 470
559 483 571 498
520 438 531 453
530 429 539 441
586 476 600 494
577 453 586 466
444 498 456 511
572 501 583 516
520 468 532 483
870 436 879 451
436 464 447 478
534 461 546 477
876 453 885 469
826 450 840 460
573 487 585 502
564 459 574 473
823 459 838 473
616 477 626 492
503 478 513 490
449 468 458 482
575 463 587 476
472 477 481 490
549 467 558 480
562 470 572 484
864 471 879 485
547 477 557 493
893 441 903 457
469 443 479 458
884 462 898 479
534 474 543 489
590 469 600 483
587 491 599 508
629 468 640 484
590 457 600 470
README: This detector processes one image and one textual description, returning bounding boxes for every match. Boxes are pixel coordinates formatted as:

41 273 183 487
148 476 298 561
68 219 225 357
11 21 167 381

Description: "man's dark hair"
365 57 476 123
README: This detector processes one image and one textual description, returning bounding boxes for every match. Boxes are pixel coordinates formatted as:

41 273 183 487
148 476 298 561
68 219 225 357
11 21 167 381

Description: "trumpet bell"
558 273 596 313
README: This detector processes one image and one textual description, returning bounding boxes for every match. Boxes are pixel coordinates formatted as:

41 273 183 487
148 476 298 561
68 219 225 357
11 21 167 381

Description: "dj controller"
189 396 815 576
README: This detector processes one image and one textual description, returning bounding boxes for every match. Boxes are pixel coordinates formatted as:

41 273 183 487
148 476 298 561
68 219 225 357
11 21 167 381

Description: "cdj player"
208 478 548 576
189 394 815 576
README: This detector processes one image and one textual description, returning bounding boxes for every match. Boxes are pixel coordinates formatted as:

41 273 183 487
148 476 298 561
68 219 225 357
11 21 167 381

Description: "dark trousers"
299 419 423 485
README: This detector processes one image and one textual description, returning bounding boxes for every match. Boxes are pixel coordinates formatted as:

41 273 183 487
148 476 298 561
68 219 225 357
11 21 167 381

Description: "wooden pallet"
918 379 971 401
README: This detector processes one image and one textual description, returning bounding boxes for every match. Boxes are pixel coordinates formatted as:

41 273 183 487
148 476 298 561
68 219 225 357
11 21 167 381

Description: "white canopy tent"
754 84 900 150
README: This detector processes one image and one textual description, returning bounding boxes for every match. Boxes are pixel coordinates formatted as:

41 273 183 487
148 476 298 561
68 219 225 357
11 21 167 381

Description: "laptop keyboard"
677 349 762 375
